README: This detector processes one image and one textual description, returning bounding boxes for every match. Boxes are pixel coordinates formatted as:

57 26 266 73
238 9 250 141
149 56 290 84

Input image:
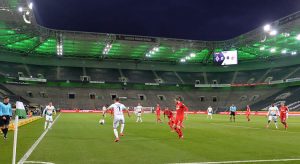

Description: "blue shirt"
0 102 12 116
230 106 237 112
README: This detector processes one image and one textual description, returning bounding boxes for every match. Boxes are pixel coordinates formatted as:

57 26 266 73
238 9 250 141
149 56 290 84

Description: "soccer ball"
99 119 105 125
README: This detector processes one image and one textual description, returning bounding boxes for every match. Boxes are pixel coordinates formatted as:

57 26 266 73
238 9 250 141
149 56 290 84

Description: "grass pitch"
1 114 300 164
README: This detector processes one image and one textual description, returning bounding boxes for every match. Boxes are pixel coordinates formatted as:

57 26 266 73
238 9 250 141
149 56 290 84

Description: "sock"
120 124 125 133
4 128 8 137
275 123 278 128
48 122 52 129
44 122 48 129
113 129 119 139
176 128 182 137
140 117 142 122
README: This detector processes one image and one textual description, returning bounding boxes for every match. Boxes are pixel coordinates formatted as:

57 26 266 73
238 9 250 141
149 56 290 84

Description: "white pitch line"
18 114 62 164
172 158 300 164
23 161 55 164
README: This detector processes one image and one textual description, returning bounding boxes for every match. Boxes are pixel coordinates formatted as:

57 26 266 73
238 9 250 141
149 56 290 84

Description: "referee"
229 104 237 122
0 96 12 140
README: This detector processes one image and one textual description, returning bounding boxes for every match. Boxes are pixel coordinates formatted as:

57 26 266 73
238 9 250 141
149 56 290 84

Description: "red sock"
179 129 183 137
175 128 182 137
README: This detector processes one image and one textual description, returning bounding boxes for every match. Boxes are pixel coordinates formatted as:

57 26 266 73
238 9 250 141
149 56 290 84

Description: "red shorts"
174 116 184 126
280 115 286 122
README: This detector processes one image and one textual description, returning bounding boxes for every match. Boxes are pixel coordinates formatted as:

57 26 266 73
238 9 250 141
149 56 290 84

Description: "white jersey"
108 102 127 116
44 105 55 116
136 105 142 113
268 106 279 116
102 106 107 114
207 107 213 113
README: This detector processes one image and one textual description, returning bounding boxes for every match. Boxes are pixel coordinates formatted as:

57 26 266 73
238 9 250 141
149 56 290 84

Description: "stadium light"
103 43 112 55
190 53 196 57
28 2 33 10
281 49 287 54
282 33 290 37
185 56 191 60
269 30 277 36
260 46 265 51
270 48 276 53
153 47 159 52
296 34 300 40
18 7 23 12
263 24 271 32
291 51 297 55
180 59 186 63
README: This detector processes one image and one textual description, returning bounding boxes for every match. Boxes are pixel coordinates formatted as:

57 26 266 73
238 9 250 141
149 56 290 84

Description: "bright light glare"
190 53 196 57
18 7 23 12
263 24 271 32
270 48 276 53
28 2 33 10
296 34 300 40
281 49 287 54
269 30 277 36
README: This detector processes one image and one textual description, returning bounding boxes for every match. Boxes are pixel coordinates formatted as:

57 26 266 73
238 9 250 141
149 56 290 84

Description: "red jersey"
280 106 288 116
246 107 251 113
176 102 188 118
164 110 173 119
156 107 161 115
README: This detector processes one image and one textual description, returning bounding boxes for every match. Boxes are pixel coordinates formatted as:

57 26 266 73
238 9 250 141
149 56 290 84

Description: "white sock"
140 117 142 122
120 124 125 133
44 122 48 129
48 122 53 129
275 123 278 128
113 129 119 138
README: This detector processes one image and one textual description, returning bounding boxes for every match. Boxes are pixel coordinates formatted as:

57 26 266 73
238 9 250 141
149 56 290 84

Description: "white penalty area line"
18 114 62 164
23 161 55 164
172 158 300 164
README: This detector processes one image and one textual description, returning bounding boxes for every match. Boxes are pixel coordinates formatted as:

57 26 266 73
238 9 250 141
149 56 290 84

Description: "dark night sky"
31 0 300 41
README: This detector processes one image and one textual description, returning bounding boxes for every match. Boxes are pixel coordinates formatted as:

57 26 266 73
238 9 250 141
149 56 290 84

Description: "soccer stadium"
0 0 300 163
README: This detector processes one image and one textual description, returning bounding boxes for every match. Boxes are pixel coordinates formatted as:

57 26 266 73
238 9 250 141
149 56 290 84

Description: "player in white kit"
104 98 130 142
207 106 213 119
102 105 107 117
266 104 280 129
42 102 56 130
135 103 143 123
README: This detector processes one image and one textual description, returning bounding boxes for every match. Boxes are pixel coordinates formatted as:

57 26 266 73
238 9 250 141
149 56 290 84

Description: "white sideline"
23 161 55 164
173 158 300 164
18 114 61 164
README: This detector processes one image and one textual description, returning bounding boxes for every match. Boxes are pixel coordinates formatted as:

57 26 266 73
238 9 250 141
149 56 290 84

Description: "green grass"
1 114 300 164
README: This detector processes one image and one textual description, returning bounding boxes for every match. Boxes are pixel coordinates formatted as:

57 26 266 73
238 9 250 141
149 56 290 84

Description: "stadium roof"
0 0 299 64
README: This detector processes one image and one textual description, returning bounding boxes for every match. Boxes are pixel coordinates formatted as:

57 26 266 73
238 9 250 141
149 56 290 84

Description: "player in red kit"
279 102 289 130
164 107 174 131
156 104 162 123
173 97 188 139
246 105 251 122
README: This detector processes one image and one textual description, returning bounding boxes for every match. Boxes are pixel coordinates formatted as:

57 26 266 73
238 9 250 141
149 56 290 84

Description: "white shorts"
46 115 53 122
137 113 142 117
113 115 125 129
268 115 277 122
208 113 212 116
